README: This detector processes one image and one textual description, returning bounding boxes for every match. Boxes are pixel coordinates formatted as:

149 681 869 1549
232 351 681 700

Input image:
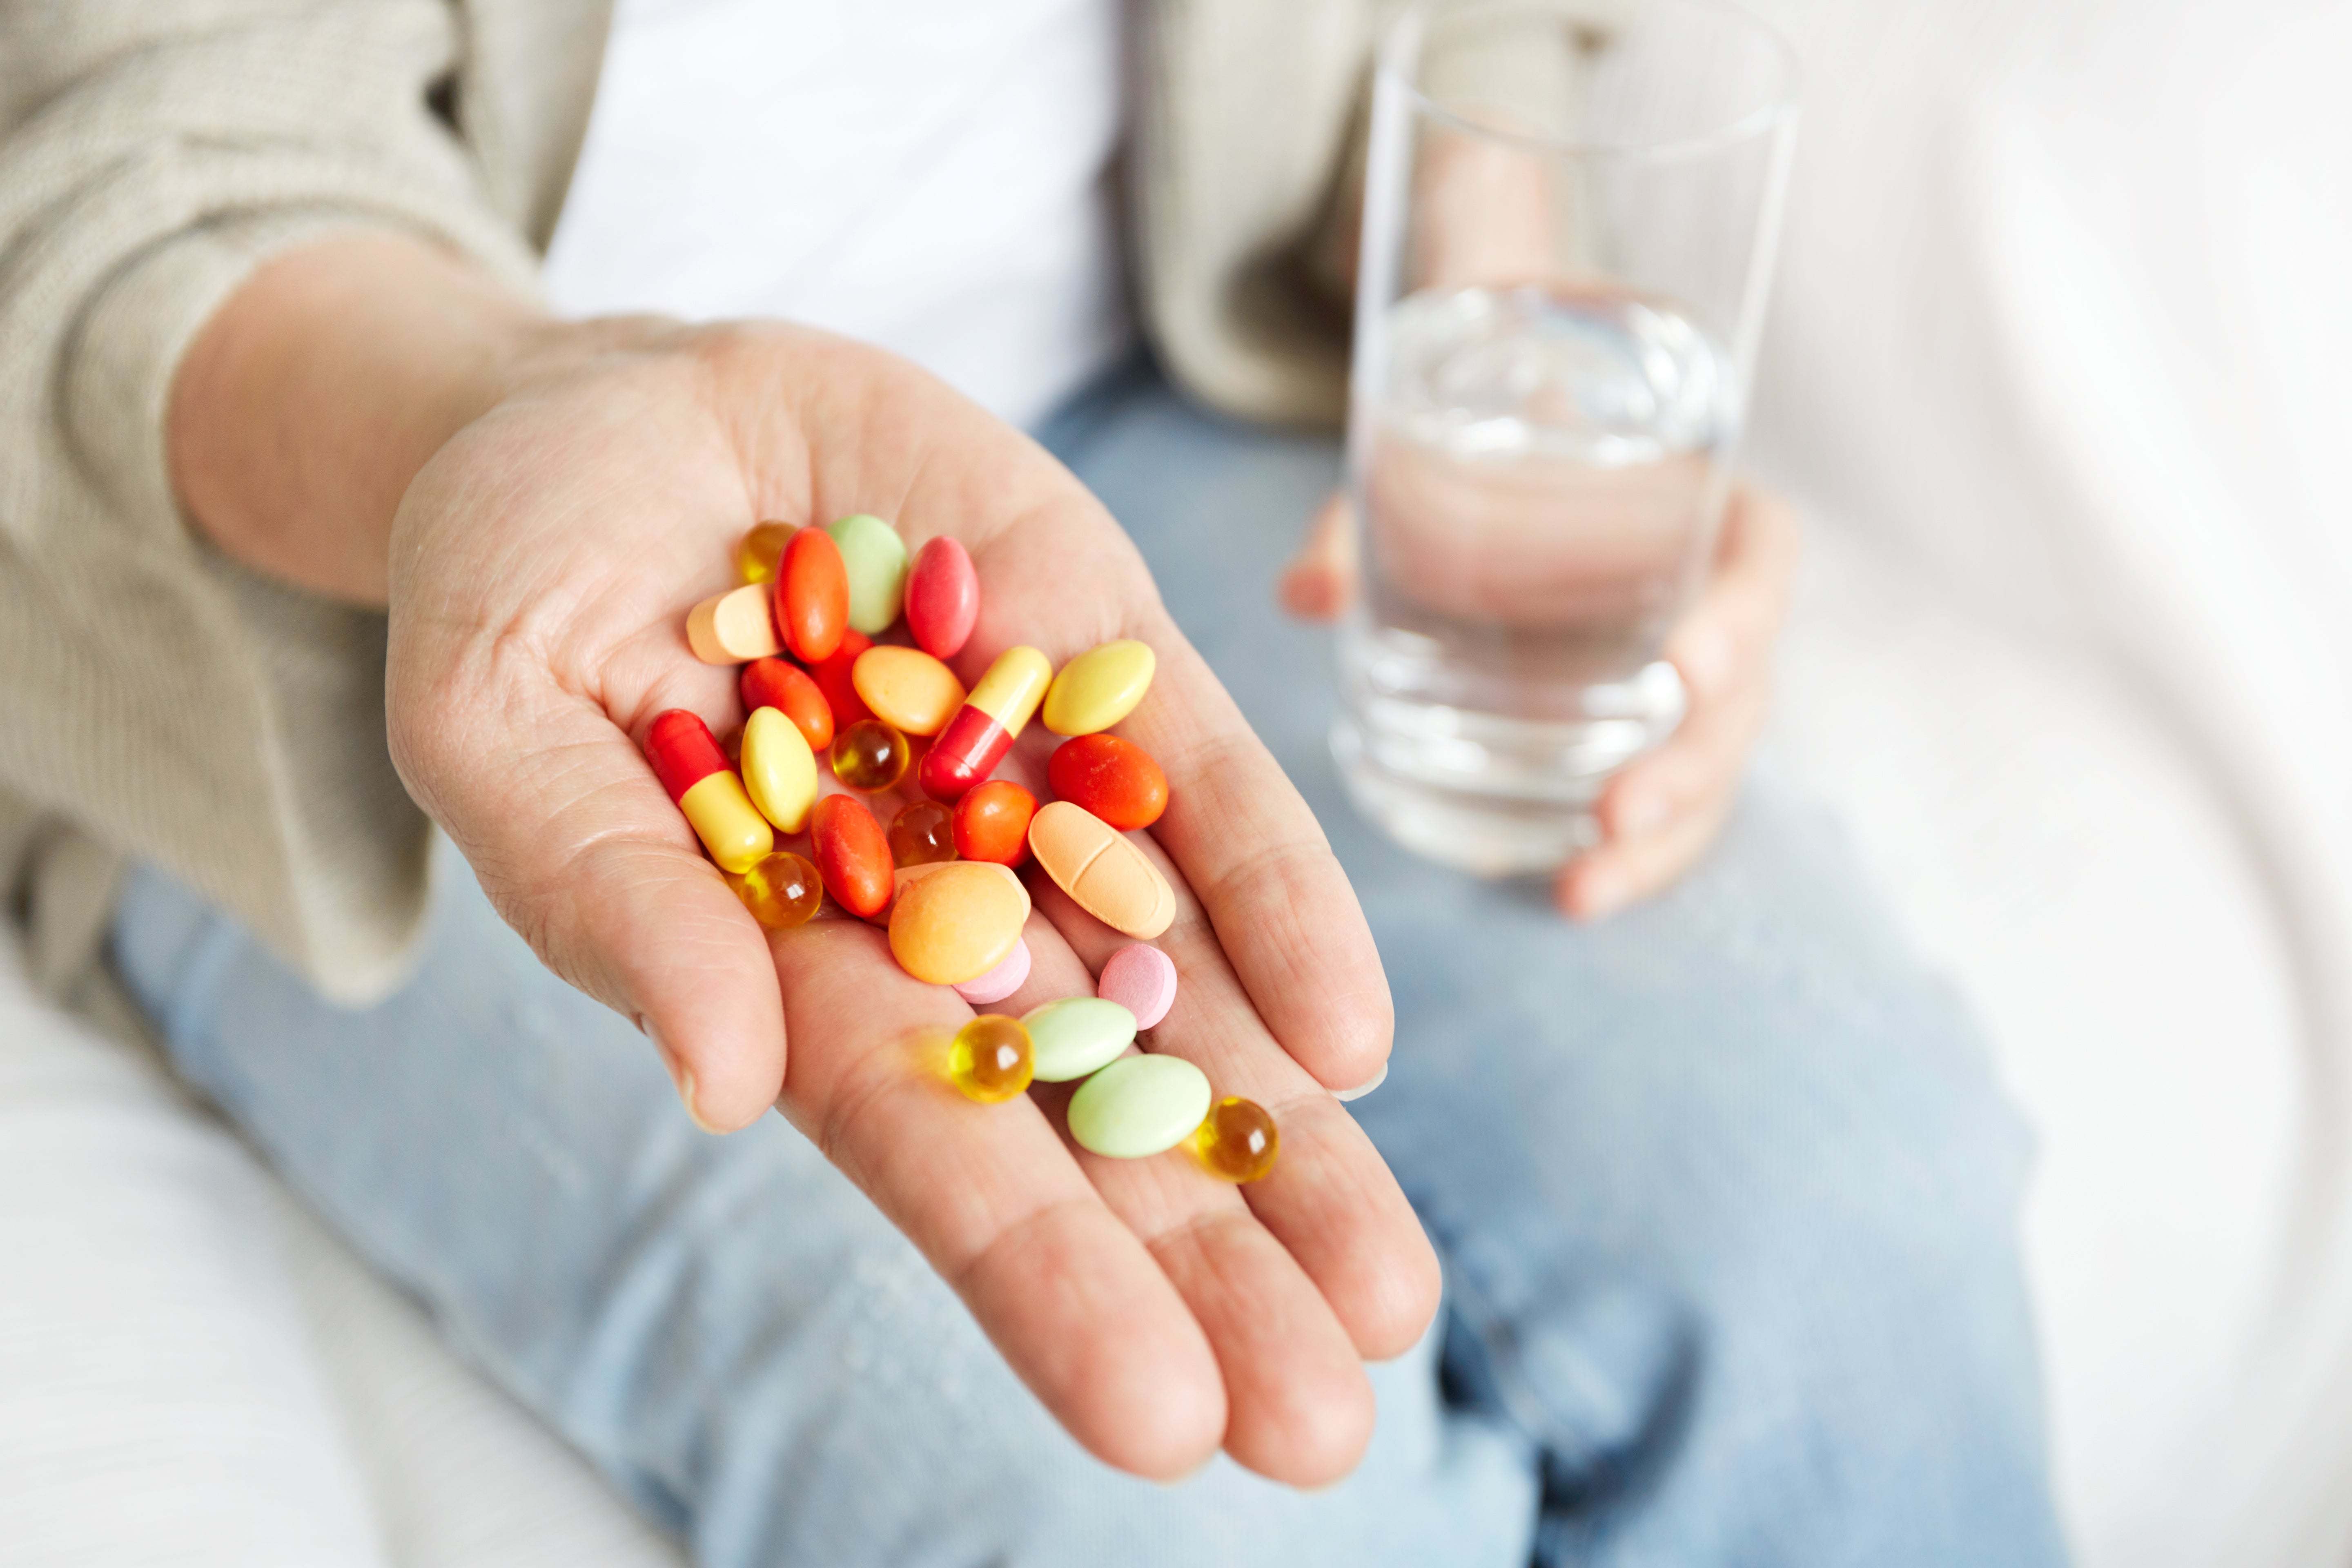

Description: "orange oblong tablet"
888 860 1029 985
852 646 966 737
1026 802 1175 940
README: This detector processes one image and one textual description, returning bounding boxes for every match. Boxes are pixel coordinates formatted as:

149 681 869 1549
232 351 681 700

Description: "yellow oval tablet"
852 646 967 737
1042 639 1155 736
1026 802 1174 939
739 706 817 834
888 861 1029 985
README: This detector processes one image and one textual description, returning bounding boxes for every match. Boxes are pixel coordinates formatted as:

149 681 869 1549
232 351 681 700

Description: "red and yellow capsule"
918 646 1053 802
645 709 773 874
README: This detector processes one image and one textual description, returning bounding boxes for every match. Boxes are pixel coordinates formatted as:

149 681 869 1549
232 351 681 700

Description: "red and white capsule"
645 709 773 874
918 646 1053 801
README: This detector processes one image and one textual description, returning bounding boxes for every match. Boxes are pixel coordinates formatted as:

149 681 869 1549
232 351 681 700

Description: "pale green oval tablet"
1067 1054 1212 1159
824 513 910 635
1022 997 1136 1083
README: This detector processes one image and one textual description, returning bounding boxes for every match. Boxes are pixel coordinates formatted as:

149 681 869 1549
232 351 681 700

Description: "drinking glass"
1333 0 1799 874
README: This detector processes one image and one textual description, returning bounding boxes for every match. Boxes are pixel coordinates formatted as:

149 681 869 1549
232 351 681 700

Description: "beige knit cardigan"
0 0 1584 1007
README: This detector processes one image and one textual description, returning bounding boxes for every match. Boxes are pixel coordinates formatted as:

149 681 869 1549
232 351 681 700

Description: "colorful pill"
952 780 1036 868
739 657 834 752
1041 639 1155 736
888 860 1028 985
809 627 876 729
645 709 774 874
918 645 1053 801
686 584 784 664
777 526 849 663
887 800 957 867
1189 1097 1280 1182
728 850 824 930
949 1015 1033 1103
1027 802 1176 939
810 794 893 918
823 514 910 636
904 536 979 659
853 646 966 737
1096 943 1177 1030
892 859 1030 923
734 521 796 585
740 706 818 833
1022 997 1137 1083
1047 733 1167 831
1067 1053 1212 1159
953 938 1032 1006
830 718 911 791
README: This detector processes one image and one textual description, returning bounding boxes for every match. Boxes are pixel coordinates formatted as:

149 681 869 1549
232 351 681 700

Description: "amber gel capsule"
949 1016 1033 1103
887 800 957 867
1189 1096 1280 1183
830 719 912 792
728 851 824 930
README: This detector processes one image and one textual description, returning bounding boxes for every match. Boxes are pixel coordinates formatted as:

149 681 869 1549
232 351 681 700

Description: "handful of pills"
648 518 1278 1178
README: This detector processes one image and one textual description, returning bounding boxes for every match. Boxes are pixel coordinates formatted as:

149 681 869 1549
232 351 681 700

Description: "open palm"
385 319 1438 1485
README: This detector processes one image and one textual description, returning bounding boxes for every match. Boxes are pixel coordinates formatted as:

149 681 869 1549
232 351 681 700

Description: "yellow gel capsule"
729 850 823 930
740 706 817 834
830 719 911 791
1189 1096 1280 1183
853 646 966 737
735 521 796 585
949 1015 1033 1103
679 769 773 875
1042 639 1156 736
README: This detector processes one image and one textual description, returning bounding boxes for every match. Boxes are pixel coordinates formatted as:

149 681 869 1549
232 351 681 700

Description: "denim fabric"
111 367 2066 1567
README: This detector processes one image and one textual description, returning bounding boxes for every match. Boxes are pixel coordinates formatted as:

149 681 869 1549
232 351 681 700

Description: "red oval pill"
1046 734 1167 831
778 526 849 664
904 536 979 660
810 793 893 918
808 627 875 730
739 657 835 753
953 780 1037 868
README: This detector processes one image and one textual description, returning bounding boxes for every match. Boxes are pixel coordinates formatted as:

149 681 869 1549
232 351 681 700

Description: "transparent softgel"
1334 284 1733 875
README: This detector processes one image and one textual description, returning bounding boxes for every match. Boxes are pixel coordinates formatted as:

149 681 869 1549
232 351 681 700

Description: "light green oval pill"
1067 1054 1212 1160
824 513 910 635
1022 996 1136 1083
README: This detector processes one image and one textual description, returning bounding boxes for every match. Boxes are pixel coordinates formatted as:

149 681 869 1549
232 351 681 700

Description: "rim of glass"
1380 0 1802 163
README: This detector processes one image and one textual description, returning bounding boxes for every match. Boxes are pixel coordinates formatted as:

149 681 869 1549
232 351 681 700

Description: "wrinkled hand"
384 319 1437 1485
1279 482 1799 918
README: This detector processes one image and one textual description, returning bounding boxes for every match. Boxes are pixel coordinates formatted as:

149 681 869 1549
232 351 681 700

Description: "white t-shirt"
542 0 1132 430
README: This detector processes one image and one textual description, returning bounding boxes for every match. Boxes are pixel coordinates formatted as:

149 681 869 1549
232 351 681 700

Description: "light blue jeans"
111 366 2067 1568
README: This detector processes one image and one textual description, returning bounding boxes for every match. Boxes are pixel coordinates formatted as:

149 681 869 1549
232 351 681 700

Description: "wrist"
168 229 562 606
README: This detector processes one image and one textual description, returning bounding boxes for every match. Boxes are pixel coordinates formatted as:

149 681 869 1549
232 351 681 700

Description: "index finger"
1117 618 1394 1097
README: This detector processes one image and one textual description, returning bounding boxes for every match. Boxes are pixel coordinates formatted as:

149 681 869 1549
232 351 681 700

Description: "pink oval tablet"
952 936 1031 1006
1096 943 1177 1031
904 536 979 661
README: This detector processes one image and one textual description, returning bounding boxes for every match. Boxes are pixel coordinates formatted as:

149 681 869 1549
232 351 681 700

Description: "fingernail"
1332 1061 1388 1102
1613 789 1668 837
1568 864 1631 922
646 1020 719 1134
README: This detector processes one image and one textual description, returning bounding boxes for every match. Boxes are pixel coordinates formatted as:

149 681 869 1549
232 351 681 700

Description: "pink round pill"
952 935 1031 1006
904 536 979 661
1096 943 1177 1031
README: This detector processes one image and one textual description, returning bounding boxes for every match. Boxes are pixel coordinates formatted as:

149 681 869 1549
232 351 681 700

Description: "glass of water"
1334 0 1799 875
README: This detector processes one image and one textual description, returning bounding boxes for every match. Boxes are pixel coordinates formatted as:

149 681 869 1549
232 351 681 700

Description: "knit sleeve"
0 2 546 1000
